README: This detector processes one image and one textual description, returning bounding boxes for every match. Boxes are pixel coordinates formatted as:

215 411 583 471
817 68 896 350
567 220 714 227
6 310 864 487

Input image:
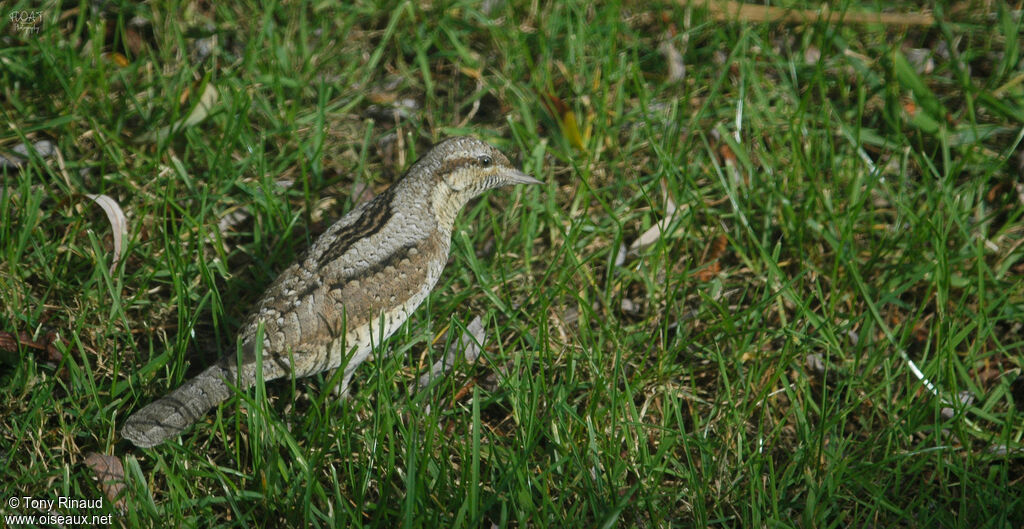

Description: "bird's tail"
121 364 236 448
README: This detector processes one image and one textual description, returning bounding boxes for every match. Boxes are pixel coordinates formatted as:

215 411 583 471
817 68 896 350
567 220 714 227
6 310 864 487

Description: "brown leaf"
84 453 126 510
103 52 130 67
695 235 728 281
985 181 1005 203
0 329 68 363
0 332 17 353
695 261 721 282
717 142 736 165
902 98 918 117
708 234 727 261
124 26 146 56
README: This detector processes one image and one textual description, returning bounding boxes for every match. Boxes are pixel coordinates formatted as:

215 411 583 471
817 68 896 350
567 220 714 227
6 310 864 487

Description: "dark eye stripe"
434 156 494 180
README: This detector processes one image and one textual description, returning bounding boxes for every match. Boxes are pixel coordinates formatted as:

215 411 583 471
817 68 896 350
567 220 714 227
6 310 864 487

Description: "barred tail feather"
121 365 235 448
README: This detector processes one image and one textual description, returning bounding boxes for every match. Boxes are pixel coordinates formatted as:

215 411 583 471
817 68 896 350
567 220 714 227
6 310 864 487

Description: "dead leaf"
904 48 934 75
84 453 126 509
459 65 483 80
658 38 686 82
136 82 220 143
805 353 826 375
124 24 147 56
349 181 377 205
540 91 588 151
0 330 66 362
0 332 17 353
902 98 918 117
181 82 219 128
629 183 686 253
717 142 737 165
804 45 821 65
103 52 130 67
560 109 586 150
695 261 721 282
216 207 251 237
696 234 728 281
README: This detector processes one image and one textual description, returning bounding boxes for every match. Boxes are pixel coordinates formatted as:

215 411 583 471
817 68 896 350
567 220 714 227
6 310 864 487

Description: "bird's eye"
479 155 492 167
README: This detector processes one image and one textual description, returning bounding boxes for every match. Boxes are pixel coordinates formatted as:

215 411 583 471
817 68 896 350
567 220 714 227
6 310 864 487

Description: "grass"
2 0 1023 527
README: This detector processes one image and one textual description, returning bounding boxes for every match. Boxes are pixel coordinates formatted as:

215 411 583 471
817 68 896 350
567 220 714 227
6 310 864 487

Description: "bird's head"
413 136 540 227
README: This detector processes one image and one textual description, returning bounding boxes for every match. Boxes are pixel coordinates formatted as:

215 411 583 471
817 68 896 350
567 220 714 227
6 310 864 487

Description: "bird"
121 136 540 448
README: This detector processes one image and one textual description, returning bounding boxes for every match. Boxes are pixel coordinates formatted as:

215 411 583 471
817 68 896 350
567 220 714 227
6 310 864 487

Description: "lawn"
1 0 1022 527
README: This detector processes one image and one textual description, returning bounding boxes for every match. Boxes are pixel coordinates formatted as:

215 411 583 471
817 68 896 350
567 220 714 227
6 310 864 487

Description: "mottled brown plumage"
122 137 539 448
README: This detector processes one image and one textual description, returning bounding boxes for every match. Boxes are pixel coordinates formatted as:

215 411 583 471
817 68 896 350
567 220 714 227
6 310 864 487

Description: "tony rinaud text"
16 496 103 509
6 496 111 526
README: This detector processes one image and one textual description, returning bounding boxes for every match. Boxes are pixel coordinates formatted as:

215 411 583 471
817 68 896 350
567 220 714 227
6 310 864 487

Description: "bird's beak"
506 170 543 186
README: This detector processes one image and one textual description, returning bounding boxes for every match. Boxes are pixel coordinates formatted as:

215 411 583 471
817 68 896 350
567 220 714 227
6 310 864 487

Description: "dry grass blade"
685 0 937 27
629 184 686 254
85 194 128 274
